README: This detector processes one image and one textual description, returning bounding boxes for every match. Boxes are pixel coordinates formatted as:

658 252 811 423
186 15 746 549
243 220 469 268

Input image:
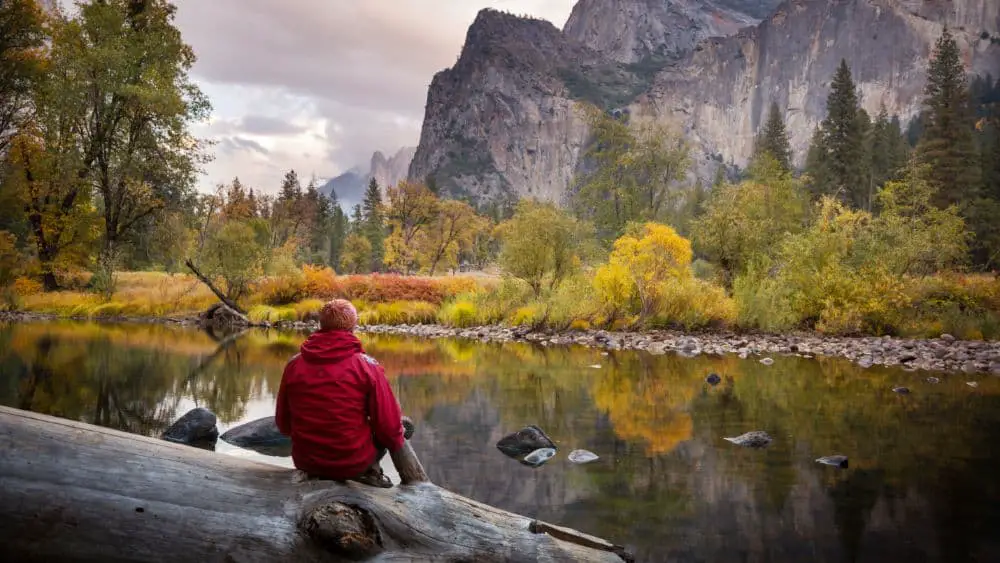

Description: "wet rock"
496 425 556 458
162 407 219 446
940 333 956 342
568 449 600 464
967 381 979 388
220 416 290 456
705 373 721 385
926 377 940 384
815 455 849 469
522 447 557 467
723 431 772 448
892 386 910 395
991 362 1000 375
858 356 874 369
759 357 774 366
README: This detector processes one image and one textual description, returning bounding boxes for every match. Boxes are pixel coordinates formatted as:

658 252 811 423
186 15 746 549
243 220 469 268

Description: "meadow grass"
9 269 1000 340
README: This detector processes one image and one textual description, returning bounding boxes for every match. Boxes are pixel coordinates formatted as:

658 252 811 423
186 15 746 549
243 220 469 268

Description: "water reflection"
1 320 999 562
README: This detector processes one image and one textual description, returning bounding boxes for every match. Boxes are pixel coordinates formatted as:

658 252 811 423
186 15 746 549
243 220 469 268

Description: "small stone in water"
568 449 599 464
723 431 772 448
967 381 979 388
926 377 940 384
760 358 774 366
523 448 556 466
815 455 849 469
589 364 602 369
892 386 910 394
705 373 721 385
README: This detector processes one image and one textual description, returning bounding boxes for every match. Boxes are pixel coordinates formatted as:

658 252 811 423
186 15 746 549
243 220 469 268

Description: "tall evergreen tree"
361 178 385 272
753 101 792 171
916 27 980 207
804 126 829 198
327 189 348 270
816 59 867 207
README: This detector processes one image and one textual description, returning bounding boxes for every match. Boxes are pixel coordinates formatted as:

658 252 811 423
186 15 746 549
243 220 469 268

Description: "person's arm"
275 354 299 436
363 355 405 453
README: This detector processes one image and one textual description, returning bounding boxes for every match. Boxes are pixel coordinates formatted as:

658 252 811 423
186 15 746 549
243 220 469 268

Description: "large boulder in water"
220 416 291 457
496 425 556 458
162 408 219 446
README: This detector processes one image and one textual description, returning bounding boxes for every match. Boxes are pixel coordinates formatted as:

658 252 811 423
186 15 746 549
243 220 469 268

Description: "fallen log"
0 406 631 562
184 258 247 316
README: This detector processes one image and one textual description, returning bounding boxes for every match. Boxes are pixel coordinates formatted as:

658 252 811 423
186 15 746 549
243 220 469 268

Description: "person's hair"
319 299 358 331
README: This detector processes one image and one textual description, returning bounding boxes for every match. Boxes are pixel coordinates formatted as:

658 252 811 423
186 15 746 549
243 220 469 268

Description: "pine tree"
361 178 385 272
804 126 829 198
855 108 873 209
818 59 866 207
327 189 348 270
753 101 792 171
916 27 980 207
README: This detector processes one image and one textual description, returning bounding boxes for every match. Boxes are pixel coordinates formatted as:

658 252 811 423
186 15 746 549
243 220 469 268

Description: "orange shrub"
256 275 306 305
302 265 338 297
330 274 484 304
12 277 43 296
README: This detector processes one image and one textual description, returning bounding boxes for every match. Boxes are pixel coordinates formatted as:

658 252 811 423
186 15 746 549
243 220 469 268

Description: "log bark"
184 258 247 315
0 406 631 563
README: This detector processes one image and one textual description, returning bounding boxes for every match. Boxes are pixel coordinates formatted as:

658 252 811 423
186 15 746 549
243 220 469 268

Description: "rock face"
563 0 779 63
644 0 1000 169
410 0 1000 202
321 146 416 203
369 146 417 190
408 9 649 206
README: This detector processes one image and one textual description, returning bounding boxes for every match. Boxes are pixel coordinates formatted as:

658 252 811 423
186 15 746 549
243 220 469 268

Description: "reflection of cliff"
3 323 1000 561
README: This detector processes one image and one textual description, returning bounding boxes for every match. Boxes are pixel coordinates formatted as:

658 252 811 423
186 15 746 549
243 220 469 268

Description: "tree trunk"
184 258 246 315
0 406 631 563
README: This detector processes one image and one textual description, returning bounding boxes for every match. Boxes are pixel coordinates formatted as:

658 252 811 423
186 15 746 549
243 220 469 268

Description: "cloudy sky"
164 1 575 196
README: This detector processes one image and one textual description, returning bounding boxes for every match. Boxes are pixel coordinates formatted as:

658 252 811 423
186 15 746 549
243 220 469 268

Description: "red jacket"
275 330 404 480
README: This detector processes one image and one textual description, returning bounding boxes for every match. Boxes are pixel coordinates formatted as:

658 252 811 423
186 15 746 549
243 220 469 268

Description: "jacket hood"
299 330 363 364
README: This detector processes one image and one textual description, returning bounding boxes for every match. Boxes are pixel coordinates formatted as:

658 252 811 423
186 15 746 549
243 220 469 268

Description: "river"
1 320 999 562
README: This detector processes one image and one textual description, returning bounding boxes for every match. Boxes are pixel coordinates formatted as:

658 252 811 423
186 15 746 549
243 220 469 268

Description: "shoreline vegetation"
1 7 998 377
2 270 998 376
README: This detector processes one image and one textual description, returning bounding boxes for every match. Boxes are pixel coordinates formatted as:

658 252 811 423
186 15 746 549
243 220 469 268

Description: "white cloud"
170 0 576 194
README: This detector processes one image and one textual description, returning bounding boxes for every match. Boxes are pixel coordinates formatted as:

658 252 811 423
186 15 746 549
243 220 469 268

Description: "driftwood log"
184 258 247 316
0 407 632 562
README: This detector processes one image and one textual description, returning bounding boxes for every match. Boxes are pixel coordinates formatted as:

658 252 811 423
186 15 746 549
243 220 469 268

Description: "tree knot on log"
300 502 383 560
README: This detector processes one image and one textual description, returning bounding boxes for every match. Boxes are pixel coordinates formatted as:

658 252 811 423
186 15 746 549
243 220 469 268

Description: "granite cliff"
322 146 415 205
409 0 1000 204
563 0 781 63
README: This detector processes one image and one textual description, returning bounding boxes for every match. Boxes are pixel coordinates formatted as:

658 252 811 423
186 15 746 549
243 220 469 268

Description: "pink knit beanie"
319 299 358 331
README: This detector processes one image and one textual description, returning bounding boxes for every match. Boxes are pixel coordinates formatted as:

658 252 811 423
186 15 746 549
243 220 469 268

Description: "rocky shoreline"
3 310 999 375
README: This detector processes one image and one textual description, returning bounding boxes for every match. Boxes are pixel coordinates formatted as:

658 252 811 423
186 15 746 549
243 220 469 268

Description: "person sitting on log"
275 298 414 488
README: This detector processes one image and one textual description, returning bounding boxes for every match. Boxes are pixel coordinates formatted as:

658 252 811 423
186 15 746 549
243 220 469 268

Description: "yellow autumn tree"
416 199 490 275
383 181 439 274
595 222 692 321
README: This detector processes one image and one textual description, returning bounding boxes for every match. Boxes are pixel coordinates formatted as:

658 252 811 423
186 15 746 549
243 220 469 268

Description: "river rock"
568 449 599 464
496 425 556 458
162 407 219 446
522 447 556 467
967 381 979 388
926 377 940 384
759 357 774 366
705 373 721 385
815 455 849 469
941 333 956 342
892 386 910 394
723 431 772 448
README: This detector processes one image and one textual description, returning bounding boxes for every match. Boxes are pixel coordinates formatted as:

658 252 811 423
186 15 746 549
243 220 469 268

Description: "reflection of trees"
4 323 1000 562
590 354 698 456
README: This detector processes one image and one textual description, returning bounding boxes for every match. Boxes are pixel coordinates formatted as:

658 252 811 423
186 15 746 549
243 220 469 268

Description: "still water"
1 320 999 562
